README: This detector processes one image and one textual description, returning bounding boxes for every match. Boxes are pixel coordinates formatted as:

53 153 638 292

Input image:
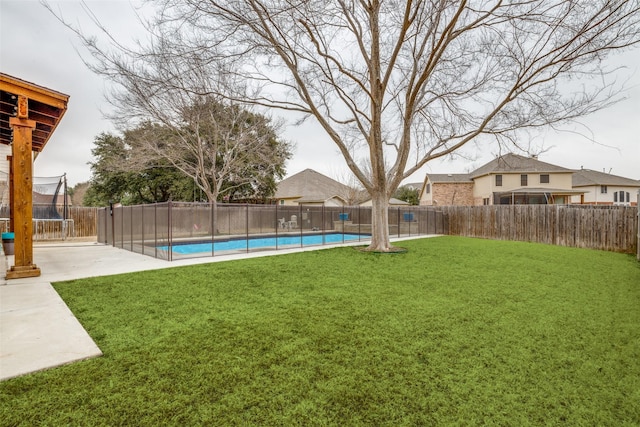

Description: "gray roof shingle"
572 169 640 187
470 153 573 178
426 174 473 183
275 169 353 202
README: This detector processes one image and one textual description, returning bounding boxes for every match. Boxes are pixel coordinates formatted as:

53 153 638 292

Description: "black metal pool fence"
97 202 447 260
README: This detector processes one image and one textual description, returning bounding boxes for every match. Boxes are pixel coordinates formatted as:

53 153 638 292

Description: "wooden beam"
0 73 69 152
6 106 40 279
0 74 68 110
0 75 69 278
7 155 13 233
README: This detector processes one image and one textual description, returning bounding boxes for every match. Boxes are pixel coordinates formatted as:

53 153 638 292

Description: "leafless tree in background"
48 5 291 204
52 0 640 251
121 99 289 204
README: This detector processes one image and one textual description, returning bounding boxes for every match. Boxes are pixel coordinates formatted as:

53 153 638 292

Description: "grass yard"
1 236 639 426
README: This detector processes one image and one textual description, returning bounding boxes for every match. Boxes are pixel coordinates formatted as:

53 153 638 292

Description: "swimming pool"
162 232 370 255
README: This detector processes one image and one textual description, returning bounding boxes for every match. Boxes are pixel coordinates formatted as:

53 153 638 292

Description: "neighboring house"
275 168 416 207
32 191 72 208
274 169 354 206
419 174 474 206
470 153 582 205
420 153 583 205
32 190 72 219
571 168 639 206
0 144 10 175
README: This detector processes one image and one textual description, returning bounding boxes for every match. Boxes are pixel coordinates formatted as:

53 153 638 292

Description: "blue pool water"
164 233 369 255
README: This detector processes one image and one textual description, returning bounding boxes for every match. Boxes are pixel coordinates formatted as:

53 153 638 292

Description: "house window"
426 183 431 194
279 200 285 205
614 191 630 204
521 174 528 186
540 174 549 184
483 198 490 205
495 175 502 187
601 185 607 194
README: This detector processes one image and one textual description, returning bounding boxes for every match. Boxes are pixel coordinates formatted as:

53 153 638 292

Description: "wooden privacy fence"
441 205 638 254
0 206 98 240
67 207 98 238
33 207 98 239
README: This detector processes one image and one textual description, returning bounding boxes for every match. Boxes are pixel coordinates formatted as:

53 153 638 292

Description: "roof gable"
275 169 354 201
470 153 573 178
427 173 472 183
572 169 640 187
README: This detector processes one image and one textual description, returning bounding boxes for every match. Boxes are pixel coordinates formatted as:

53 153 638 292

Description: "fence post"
637 190 639 261
103 207 108 244
120 205 124 249
246 204 250 253
140 205 145 255
322 203 325 245
299 203 303 247
341 208 345 243
211 201 215 257
154 204 157 258
110 203 115 247
130 206 134 252
275 202 279 250
168 201 173 262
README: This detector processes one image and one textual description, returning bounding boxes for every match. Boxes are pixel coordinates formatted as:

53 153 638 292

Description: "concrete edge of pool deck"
0 235 438 381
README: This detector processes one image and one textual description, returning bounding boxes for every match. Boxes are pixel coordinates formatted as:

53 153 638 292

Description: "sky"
1 0 639 188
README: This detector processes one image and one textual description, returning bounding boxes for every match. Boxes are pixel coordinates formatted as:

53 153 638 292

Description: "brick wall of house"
432 182 474 206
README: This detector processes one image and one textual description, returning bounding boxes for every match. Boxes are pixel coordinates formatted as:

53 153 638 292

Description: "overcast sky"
1 0 639 187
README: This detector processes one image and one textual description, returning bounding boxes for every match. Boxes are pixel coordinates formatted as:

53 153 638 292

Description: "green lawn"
1 236 639 426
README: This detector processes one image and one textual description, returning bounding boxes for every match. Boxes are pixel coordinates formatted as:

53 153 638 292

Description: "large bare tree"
55 0 640 251
151 0 639 251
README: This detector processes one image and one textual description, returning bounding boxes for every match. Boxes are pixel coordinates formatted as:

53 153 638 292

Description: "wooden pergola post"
0 73 69 280
7 96 40 279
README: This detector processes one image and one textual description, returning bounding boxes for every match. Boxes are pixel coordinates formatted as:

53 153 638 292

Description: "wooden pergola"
0 73 69 279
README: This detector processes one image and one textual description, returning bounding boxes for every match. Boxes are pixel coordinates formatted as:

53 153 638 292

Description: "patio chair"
289 215 297 229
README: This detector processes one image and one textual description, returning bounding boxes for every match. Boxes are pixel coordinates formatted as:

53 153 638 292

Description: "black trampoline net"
0 172 68 220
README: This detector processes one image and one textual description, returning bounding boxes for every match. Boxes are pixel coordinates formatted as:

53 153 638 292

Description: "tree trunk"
209 200 218 236
367 190 392 251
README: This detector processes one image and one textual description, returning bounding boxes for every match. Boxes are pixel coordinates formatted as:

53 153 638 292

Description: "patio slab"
0 281 102 380
0 242 218 381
